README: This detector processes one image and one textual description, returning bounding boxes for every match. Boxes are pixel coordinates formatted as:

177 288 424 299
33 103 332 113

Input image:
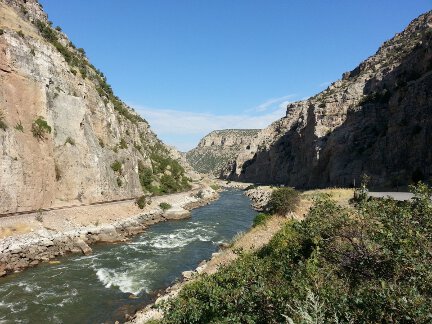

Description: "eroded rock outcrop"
0 0 191 213
223 11 432 188
186 129 260 175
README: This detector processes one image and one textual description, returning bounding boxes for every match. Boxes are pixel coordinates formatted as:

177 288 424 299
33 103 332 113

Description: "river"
0 189 257 323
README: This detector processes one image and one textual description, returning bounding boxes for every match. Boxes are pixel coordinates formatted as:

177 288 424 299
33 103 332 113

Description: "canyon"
215 11 432 188
0 0 192 214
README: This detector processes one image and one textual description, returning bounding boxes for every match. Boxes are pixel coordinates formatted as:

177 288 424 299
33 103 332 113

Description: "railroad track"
0 197 137 218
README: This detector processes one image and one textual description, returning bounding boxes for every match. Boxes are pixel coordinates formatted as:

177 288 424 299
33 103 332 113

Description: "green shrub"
161 184 432 323
159 202 172 211
55 164 61 181
0 110 7 130
266 187 300 215
17 30 24 38
98 138 105 148
134 142 142 151
31 117 51 140
14 121 24 132
136 195 146 209
138 161 153 190
0 29 4 35
116 177 122 187
119 138 128 149
210 184 220 191
111 160 122 173
65 136 75 145
252 213 271 227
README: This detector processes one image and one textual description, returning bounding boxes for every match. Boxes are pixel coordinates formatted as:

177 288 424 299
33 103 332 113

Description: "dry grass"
0 3 42 40
302 188 354 206
203 197 311 275
0 224 33 239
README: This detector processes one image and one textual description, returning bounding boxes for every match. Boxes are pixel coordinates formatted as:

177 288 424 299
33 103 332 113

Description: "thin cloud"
250 94 296 112
132 104 287 151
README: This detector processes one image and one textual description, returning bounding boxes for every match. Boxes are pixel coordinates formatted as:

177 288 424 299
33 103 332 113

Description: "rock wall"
0 0 190 213
186 129 260 175
223 11 432 189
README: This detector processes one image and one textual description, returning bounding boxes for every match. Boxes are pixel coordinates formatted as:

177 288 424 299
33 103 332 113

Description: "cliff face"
0 0 190 213
186 129 260 175
223 11 432 188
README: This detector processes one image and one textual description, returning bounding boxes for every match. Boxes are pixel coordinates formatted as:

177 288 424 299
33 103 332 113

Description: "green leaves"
161 184 432 323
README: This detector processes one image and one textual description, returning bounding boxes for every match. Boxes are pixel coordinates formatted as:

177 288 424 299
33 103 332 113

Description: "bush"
14 121 24 132
252 213 271 227
159 202 172 211
17 30 24 37
136 195 146 209
0 110 7 130
55 164 61 181
210 184 220 191
266 187 300 215
119 138 128 149
111 160 122 173
161 184 432 323
65 136 75 145
116 177 122 187
32 117 51 140
138 161 153 190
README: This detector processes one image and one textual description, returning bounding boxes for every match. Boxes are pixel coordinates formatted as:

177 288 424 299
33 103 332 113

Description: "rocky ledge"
244 186 273 211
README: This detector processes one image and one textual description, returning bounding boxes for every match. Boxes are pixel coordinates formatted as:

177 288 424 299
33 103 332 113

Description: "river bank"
0 186 218 277
127 186 314 323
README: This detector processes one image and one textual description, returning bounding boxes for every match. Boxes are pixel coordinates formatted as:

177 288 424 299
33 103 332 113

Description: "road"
368 192 414 201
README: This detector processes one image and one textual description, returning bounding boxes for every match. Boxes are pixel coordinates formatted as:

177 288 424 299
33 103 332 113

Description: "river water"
0 189 256 323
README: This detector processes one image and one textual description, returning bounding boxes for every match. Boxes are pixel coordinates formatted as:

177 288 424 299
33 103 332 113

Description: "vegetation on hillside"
0 109 7 131
267 187 300 215
138 143 191 196
159 184 432 323
34 19 145 124
185 129 260 175
31 117 51 140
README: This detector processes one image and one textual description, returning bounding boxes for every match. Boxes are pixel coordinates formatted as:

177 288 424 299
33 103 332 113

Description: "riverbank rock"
74 239 92 255
245 187 273 211
163 207 191 220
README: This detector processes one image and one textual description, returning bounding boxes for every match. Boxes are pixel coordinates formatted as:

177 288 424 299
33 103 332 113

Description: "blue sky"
39 0 431 151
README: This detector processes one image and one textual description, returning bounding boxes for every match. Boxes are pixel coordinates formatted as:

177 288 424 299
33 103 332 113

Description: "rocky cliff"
186 129 260 175
0 0 191 213
223 11 432 188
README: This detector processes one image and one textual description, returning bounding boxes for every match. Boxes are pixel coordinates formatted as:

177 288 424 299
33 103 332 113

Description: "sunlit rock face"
0 0 189 213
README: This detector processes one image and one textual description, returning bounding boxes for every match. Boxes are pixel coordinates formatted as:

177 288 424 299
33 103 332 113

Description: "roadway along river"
0 189 257 324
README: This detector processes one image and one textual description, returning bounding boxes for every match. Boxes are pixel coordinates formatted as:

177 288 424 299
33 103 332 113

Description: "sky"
39 0 431 151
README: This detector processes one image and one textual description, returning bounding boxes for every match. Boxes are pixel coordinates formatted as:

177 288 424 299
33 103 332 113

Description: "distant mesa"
186 129 260 175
